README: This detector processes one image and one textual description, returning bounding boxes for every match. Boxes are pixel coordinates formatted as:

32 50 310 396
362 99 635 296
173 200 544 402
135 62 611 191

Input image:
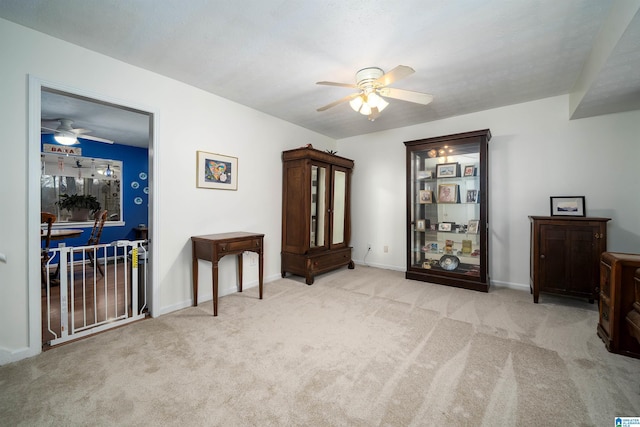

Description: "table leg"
212 258 219 316
192 241 199 307
259 248 263 300
237 253 243 292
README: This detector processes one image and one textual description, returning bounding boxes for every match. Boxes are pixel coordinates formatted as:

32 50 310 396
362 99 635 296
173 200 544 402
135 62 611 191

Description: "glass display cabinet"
404 129 491 292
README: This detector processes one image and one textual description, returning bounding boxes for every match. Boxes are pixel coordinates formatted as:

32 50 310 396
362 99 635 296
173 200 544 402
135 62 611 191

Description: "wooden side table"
191 232 264 316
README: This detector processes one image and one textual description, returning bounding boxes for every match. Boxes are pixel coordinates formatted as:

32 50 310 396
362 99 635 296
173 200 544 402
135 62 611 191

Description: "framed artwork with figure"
196 151 238 190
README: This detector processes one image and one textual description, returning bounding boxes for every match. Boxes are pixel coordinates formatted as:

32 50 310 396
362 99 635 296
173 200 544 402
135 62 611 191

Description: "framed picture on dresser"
550 196 585 217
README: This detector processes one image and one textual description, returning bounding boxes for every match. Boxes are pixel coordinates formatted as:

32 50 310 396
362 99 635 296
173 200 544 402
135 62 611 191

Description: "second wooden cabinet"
281 147 354 285
529 216 610 303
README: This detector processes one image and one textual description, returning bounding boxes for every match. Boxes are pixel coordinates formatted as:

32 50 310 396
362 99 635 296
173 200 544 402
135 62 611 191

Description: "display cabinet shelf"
404 129 491 291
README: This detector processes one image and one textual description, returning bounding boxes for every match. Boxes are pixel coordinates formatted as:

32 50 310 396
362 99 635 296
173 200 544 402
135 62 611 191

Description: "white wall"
0 18 335 364
337 96 640 288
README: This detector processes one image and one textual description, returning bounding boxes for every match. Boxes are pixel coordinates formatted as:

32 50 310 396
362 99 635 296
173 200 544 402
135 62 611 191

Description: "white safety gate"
43 240 148 347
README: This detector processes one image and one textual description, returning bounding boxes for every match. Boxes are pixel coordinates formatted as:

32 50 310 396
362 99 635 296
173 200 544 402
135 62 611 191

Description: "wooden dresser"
598 252 640 359
529 216 610 303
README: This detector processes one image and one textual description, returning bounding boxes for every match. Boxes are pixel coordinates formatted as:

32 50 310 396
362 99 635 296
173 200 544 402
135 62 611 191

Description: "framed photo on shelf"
550 196 585 216
467 219 479 234
419 189 433 203
438 222 452 232
437 184 458 203
436 162 460 178
196 151 238 190
463 165 476 177
417 170 433 179
416 219 426 231
466 189 478 203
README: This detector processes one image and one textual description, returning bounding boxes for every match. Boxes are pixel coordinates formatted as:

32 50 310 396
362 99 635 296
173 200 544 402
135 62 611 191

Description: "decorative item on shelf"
436 162 460 178
430 224 437 231
463 165 476 177
419 189 433 203
437 184 459 203
466 189 478 203
462 240 472 255
550 196 585 217
417 170 433 179
445 239 454 254
468 219 479 234
416 219 426 231
439 254 460 271
438 222 452 232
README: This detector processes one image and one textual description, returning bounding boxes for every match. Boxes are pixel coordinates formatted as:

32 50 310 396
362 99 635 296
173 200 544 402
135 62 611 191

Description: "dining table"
42 229 84 241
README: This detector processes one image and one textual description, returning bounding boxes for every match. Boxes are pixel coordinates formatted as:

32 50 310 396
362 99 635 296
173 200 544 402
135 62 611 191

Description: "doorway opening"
29 76 157 352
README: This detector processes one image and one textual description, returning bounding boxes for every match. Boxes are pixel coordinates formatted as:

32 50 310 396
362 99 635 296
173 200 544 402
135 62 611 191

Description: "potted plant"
56 194 101 221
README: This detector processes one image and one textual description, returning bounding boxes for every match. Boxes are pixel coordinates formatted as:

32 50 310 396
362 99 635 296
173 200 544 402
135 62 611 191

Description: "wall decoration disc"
143 187 149 194
134 197 143 205
139 172 147 180
131 181 139 189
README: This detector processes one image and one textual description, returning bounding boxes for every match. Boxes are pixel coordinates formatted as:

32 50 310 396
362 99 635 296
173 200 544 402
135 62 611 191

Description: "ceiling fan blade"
78 134 114 144
378 87 433 105
317 93 361 112
316 81 357 88
41 126 57 133
376 65 415 87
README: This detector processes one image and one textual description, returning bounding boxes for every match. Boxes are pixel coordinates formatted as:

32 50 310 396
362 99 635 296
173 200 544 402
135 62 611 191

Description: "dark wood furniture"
404 129 491 292
628 268 640 345
597 252 640 359
133 226 148 240
41 212 57 287
191 232 264 316
529 216 609 303
281 147 354 285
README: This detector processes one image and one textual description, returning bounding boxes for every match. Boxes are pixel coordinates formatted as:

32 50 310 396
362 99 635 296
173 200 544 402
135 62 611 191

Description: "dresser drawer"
217 239 261 253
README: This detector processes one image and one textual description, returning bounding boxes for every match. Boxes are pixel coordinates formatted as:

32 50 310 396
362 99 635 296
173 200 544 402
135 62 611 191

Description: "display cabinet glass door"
331 168 347 246
409 139 484 277
310 164 329 249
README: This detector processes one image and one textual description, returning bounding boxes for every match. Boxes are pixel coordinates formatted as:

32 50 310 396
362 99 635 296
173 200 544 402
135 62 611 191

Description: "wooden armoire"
281 147 354 285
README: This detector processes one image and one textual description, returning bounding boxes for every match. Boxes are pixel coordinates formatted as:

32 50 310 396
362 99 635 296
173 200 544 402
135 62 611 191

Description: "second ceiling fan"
316 65 433 121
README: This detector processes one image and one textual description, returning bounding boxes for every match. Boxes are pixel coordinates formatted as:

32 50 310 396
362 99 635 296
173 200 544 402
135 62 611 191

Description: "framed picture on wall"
196 151 238 190
550 196 585 216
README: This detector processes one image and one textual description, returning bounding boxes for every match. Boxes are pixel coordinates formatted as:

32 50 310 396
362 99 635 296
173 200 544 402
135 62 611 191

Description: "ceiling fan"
316 65 433 121
41 118 114 145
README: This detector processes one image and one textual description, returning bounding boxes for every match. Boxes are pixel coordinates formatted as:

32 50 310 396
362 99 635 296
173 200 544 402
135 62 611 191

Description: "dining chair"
87 210 108 277
41 212 57 287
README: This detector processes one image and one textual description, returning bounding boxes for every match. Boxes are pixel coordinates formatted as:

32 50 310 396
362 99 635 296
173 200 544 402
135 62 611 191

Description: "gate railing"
43 240 148 346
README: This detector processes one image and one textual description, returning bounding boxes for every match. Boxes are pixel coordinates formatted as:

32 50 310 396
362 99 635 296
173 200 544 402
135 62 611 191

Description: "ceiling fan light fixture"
368 92 389 112
349 95 364 112
54 132 77 145
359 102 372 116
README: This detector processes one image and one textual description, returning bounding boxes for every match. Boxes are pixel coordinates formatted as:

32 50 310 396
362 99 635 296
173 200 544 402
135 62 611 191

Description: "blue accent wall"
41 134 149 246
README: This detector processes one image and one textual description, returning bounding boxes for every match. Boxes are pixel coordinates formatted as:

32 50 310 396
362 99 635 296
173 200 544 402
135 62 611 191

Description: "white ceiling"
2 0 639 145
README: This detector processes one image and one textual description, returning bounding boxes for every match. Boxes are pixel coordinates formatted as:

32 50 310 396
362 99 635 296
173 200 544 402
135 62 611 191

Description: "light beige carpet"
1 267 639 426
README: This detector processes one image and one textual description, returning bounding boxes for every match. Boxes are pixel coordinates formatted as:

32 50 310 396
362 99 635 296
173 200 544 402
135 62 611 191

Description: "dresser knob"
540 254 545 259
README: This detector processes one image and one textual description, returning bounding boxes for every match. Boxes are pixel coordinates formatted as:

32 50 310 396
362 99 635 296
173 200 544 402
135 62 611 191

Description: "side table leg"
212 259 219 316
237 253 243 292
192 241 198 307
259 249 264 299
